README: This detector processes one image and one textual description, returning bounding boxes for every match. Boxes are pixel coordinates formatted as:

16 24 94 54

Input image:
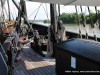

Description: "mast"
58 4 60 21
50 4 57 33
50 4 57 57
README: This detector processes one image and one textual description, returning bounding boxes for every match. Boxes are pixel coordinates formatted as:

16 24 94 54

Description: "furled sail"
25 0 100 6
25 0 75 5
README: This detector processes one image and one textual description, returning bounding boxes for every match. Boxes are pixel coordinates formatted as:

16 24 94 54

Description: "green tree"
60 10 99 24
43 19 50 23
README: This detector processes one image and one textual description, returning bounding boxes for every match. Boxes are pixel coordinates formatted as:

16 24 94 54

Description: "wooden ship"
0 0 100 75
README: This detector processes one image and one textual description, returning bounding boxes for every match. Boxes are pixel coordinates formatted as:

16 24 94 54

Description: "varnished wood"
2 21 15 33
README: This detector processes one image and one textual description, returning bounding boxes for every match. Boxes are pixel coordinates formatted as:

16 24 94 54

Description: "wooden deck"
12 44 56 75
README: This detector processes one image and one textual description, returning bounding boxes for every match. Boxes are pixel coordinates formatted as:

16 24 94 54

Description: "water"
35 22 100 38
64 24 100 38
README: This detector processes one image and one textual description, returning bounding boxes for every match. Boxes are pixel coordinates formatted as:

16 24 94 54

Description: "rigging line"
11 11 14 20
12 0 18 17
12 1 17 18
7 0 11 21
75 5 82 38
32 3 42 23
12 2 17 19
87 6 97 41
4 6 9 20
42 3 49 24
95 6 100 30
11 1 15 20
85 6 86 14
80 5 88 39
45 3 49 20
28 3 42 18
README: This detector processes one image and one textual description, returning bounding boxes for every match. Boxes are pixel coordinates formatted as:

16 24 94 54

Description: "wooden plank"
22 48 52 75
20 51 41 75
21 49 49 75
13 63 19 75
17 59 31 75
15 63 26 75
12 63 18 75
42 51 55 66
28 47 55 71
23 48 55 74
24 46 56 67
34 55 55 73
18 54 36 75
13 44 56 75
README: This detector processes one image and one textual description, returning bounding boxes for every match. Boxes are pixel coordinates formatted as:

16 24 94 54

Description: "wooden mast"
50 4 57 57
50 4 57 34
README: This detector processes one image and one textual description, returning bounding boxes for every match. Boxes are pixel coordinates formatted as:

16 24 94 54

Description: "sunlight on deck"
12 44 56 75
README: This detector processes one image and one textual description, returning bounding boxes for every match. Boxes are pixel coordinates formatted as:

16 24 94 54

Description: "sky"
3 0 100 20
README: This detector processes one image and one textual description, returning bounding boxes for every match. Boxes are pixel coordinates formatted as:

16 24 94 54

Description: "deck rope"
42 3 49 25
47 21 67 56
80 6 88 39
95 6 100 29
28 3 42 18
75 5 82 38
4 6 9 20
47 26 53 56
32 3 42 23
87 6 97 41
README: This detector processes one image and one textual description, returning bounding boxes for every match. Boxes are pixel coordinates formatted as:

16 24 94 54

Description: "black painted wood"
0 37 14 75
55 39 100 75
0 52 8 75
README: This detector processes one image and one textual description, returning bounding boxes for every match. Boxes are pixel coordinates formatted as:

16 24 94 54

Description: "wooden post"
50 4 57 33
50 4 57 57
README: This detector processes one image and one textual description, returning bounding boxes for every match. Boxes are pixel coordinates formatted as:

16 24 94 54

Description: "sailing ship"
0 0 100 75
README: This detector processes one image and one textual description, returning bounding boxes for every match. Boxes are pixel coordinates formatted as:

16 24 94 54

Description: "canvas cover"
25 0 100 6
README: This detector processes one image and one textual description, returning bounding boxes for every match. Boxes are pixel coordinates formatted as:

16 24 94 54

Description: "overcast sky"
4 0 100 20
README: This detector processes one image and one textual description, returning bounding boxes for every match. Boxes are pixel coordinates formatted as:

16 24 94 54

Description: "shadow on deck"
12 44 56 75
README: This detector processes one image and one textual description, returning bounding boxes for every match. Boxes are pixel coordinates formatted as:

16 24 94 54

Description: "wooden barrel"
2 21 15 33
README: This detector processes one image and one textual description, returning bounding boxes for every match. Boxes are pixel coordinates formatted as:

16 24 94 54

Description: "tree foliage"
60 10 100 24
43 19 50 23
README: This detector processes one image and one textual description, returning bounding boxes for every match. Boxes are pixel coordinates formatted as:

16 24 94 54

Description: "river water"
63 24 100 38
35 22 100 38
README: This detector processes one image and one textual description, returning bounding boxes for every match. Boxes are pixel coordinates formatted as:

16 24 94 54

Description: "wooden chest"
55 39 100 75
